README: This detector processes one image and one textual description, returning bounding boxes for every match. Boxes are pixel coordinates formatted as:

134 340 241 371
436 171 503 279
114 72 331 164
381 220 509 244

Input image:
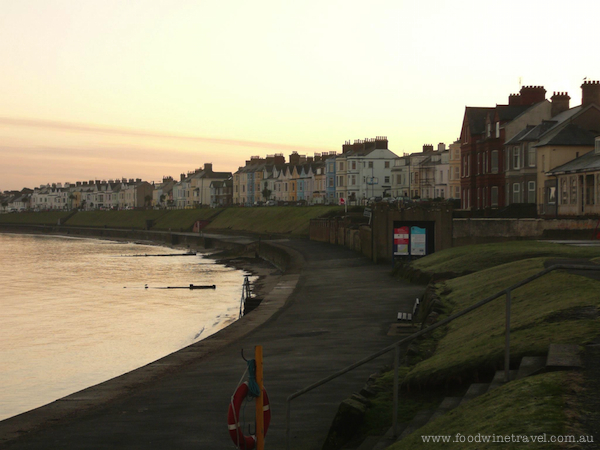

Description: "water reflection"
0 233 248 421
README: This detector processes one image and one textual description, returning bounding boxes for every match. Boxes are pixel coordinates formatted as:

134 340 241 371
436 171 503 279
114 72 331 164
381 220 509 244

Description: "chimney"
76 182 81 187
508 93 521 106
342 141 352 154
375 136 388 149
89 180 94 185
364 138 376 151
306 156 313 164
204 163 213 172
352 140 365 152
180 173 185 182
437 143 446 152
274 154 285 165
423 144 434 153
136 178 142 183
581 80 600 107
289 152 300 165
519 85 546 106
551 92 571 117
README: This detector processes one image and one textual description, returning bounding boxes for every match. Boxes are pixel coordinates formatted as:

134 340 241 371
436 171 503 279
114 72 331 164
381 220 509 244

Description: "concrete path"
0 239 423 450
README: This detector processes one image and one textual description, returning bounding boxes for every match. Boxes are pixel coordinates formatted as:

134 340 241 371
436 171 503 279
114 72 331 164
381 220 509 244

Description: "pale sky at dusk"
1 0 599 191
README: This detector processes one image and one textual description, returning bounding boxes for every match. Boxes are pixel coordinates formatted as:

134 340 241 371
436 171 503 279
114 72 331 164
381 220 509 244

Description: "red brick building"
459 86 552 210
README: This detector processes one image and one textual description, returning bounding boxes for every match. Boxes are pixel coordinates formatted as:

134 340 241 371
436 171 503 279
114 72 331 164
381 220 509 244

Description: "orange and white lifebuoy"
227 381 271 450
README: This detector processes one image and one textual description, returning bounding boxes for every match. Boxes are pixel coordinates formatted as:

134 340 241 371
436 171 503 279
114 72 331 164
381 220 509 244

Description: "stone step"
516 356 547 380
429 396 462 421
459 383 489 406
398 409 435 440
487 370 518 392
546 344 583 370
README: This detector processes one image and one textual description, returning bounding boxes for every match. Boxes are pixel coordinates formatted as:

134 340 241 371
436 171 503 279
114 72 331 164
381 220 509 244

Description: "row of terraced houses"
3 81 600 217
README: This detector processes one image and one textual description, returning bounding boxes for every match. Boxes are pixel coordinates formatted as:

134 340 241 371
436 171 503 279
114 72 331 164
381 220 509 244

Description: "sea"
0 233 249 421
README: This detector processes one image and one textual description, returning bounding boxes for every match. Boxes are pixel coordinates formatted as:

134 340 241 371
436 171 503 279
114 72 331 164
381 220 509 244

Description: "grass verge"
64 210 169 229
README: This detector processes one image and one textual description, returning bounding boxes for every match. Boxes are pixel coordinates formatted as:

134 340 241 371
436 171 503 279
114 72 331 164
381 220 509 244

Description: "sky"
1 0 600 191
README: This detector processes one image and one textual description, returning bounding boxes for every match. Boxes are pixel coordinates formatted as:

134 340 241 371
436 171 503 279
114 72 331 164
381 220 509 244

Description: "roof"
548 149 600 175
495 104 533 122
465 107 495 135
536 123 596 147
505 125 537 145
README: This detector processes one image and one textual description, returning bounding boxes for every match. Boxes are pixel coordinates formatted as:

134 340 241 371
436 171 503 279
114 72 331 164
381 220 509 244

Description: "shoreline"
0 229 298 445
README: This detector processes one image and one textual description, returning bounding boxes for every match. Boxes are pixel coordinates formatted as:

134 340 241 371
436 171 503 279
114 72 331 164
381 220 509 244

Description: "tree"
144 195 152 208
261 182 272 201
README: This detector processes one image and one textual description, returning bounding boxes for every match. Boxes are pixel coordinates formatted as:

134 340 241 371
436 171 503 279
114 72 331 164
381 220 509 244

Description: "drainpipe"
555 175 559 219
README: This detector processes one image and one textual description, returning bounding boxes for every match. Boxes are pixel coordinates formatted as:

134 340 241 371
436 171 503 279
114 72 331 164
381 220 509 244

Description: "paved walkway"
0 239 423 450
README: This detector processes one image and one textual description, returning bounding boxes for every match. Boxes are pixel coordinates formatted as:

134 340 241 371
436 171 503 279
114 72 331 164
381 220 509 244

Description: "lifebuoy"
227 381 271 449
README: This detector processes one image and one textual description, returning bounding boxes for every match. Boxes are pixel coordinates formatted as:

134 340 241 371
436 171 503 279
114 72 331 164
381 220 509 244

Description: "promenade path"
1 239 423 450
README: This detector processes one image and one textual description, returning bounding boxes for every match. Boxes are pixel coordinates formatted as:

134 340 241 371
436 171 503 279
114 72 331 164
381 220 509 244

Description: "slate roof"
536 123 596 147
465 107 495 135
548 149 600 174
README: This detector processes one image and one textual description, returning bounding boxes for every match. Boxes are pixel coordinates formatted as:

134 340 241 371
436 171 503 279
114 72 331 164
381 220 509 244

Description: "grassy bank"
0 211 72 225
64 210 169 229
405 257 600 386
204 206 343 235
0 206 342 235
409 240 600 277
391 372 580 450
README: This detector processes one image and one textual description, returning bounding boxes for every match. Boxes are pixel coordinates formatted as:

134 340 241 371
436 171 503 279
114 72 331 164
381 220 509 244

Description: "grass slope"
0 211 71 225
151 209 223 231
406 257 600 386
410 241 600 276
391 372 580 450
204 206 343 235
65 210 168 229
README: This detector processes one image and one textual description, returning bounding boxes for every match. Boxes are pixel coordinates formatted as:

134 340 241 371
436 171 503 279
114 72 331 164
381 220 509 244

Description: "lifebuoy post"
255 345 264 450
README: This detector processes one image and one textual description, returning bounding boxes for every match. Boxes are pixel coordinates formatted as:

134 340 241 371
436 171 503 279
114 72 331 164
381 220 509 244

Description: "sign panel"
393 226 409 255
410 226 426 256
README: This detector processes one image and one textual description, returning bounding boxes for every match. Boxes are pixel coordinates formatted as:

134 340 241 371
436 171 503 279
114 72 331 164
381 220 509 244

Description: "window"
384 176 390 184
351 161 356 170
385 161 390 168
487 123 491 138
454 166 460 180
513 183 520 203
526 145 535 167
491 151 498 173
396 174 402 184
368 161 373 169
570 177 576 204
513 147 520 169
528 181 536 203
477 154 481 174
561 179 568 204
495 122 500 138
338 162 344 171
491 186 498 206
329 178 334 188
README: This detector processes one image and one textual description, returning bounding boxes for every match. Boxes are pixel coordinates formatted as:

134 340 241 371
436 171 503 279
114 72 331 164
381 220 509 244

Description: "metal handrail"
285 263 600 449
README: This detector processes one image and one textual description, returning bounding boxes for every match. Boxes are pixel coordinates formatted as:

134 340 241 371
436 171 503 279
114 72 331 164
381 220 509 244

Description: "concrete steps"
359 342 583 450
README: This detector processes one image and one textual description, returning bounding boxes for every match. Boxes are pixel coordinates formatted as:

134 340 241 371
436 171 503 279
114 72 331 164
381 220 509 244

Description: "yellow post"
255 345 264 450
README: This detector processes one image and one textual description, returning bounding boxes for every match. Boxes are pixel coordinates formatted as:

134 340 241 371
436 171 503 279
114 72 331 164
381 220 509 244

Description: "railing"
285 263 600 449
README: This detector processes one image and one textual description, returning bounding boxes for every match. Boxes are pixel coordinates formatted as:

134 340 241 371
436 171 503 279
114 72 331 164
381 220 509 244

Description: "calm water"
0 233 248 421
